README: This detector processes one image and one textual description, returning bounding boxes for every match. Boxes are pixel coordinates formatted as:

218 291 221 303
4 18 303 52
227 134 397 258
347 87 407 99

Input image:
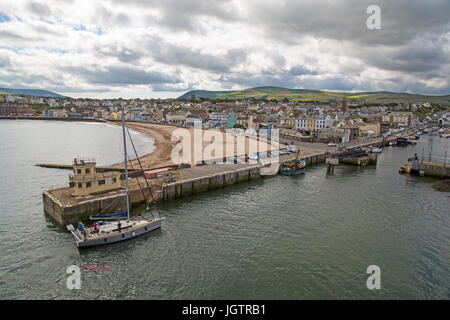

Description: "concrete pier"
43 163 261 225
161 164 261 201
399 160 450 178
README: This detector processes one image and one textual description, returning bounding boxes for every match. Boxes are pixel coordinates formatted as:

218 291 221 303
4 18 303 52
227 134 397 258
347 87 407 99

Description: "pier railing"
336 136 382 150
69 171 118 181
73 157 96 166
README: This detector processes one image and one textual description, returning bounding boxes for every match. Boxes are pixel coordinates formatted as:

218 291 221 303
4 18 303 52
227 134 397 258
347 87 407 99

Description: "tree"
233 123 245 129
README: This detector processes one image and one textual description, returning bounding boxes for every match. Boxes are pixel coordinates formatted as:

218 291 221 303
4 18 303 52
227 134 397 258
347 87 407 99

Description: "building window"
112 177 117 183
107 178 111 184
99 180 105 185
93 180 97 186
85 168 90 174
86 182 91 188
77 169 81 174
77 183 82 188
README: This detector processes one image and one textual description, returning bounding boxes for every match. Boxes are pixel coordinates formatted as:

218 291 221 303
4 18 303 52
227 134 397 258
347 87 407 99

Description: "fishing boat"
66 105 164 248
279 149 306 175
279 159 306 175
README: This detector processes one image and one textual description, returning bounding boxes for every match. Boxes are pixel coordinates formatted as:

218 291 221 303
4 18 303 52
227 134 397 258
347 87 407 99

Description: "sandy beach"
110 121 284 170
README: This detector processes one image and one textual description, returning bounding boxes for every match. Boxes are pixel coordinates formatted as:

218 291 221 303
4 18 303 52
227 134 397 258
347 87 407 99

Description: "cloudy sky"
0 0 449 98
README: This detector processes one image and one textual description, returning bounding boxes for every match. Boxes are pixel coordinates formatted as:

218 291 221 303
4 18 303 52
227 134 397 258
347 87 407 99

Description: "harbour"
38 122 422 226
0 119 449 299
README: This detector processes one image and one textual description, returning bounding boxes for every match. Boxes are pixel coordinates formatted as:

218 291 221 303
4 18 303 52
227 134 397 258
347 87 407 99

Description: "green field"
179 86 450 105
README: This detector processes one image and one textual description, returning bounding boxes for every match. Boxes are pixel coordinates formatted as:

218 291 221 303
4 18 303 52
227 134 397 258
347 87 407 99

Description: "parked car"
271 150 280 157
257 152 267 159
327 142 337 147
286 145 299 152
226 156 237 164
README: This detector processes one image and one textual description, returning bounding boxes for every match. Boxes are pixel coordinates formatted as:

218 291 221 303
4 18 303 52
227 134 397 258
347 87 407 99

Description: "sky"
0 0 449 99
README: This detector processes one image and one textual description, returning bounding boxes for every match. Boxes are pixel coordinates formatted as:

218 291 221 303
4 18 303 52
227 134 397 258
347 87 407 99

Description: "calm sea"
0 120 448 299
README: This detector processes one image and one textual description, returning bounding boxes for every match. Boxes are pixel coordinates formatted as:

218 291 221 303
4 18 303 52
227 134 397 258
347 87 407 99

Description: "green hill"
179 86 450 105
0 87 66 98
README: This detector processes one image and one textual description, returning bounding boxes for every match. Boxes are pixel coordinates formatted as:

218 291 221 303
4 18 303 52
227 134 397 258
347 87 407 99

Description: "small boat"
66 104 164 248
389 141 397 146
279 159 306 175
422 128 429 134
397 137 408 146
440 133 450 138
371 147 382 153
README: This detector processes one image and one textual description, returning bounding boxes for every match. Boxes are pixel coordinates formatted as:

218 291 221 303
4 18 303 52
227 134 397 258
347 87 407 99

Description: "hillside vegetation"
179 86 450 105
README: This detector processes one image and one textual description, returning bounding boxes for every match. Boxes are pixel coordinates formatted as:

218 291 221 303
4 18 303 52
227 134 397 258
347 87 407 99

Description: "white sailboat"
66 105 164 248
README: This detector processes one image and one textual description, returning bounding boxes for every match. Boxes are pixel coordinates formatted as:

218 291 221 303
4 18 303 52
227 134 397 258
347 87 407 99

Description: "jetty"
399 158 450 178
43 160 262 225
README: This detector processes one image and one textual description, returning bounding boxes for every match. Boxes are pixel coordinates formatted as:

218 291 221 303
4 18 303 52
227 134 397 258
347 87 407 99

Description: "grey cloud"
92 4 132 29
151 83 193 92
354 34 450 78
144 36 247 73
2 0 449 96
95 37 247 72
117 50 143 63
27 2 51 17
60 65 181 86
289 65 318 76
112 0 239 32
249 0 450 46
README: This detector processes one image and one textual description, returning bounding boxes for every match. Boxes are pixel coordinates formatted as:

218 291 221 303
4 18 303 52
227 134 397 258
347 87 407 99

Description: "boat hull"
71 218 164 248
279 168 305 175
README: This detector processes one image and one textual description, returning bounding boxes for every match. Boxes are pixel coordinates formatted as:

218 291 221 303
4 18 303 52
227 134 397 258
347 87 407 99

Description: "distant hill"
179 86 450 105
0 87 66 98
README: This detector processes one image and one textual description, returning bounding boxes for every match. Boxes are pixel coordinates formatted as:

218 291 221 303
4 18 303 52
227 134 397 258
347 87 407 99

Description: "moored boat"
66 104 164 248
389 140 397 146
279 159 306 175
371 147 382 153
397 137 408 146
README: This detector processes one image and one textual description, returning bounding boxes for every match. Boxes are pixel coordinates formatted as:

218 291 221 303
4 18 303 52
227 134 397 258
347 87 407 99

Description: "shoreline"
2 117 290 170
0 117 176 170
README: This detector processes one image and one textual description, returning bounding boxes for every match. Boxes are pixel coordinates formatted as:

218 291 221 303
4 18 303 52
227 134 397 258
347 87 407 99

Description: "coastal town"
1 0 450 303
1 93 449 145
2 89 445 227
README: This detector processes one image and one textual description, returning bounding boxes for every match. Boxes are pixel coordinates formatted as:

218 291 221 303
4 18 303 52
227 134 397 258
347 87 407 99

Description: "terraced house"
296 115 332 131
382 112 413 126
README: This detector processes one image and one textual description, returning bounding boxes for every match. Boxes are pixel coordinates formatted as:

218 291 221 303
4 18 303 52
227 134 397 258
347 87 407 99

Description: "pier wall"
400 161 450 178
161 166 261 201
43 186 159 225
302 153 327 166
43 190 127 225
43 165 260 225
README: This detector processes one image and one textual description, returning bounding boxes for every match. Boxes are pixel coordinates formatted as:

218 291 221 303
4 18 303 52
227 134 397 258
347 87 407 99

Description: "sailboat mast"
122 104 130 220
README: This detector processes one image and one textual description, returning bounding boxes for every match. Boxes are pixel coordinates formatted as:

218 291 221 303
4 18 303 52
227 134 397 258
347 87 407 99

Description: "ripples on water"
0 120 449 299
